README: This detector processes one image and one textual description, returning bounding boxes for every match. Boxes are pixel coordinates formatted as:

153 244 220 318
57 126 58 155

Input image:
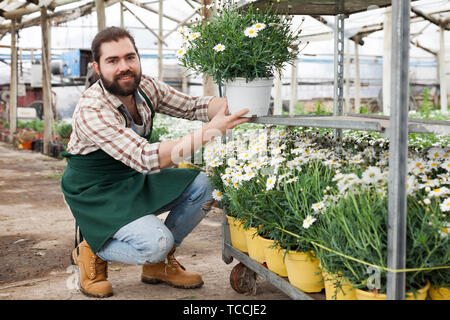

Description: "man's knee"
187 172 214 203
137 225 174 264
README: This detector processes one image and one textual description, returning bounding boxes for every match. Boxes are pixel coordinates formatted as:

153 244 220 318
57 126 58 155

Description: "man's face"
93 37 142 97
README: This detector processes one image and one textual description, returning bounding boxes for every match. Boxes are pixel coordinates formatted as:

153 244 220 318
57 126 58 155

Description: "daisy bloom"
440 161 450 172
429 187 449 198
189 32 201 40
361 166 382 185
213 43 226 52
303 215 317 229
252 22 266 31
244 26 259 38
212 189 223 201
176 48 186 58
440 198 450 212
312 202 325 212
266 175 276 191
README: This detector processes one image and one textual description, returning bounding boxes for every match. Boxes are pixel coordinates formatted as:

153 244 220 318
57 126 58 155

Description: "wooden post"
439 26 448 113
274 69 282 115
289 49 298 115
344 38 351 113
120 1 124 28
9 18 17 144
383 8 392 115
354 40 361 114
95 0 106 31
41 7 52 156
158 0 163 81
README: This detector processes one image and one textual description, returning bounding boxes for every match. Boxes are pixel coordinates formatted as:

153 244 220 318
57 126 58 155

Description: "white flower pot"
224 77 274 117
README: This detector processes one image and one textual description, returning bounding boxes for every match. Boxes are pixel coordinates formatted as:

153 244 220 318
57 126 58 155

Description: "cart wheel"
229 263 257 295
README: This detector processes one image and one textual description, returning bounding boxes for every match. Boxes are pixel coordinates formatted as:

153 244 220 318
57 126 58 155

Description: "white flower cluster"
204 126 450 232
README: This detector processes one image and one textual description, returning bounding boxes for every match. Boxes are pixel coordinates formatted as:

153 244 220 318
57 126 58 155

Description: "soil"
0 141 290 300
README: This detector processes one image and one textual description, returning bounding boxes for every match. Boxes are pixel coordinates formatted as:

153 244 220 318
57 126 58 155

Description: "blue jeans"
97 172 214 265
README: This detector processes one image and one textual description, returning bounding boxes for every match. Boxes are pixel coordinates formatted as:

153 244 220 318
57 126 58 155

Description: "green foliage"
148 126 169 143
178 1 300 86
54 121 72 139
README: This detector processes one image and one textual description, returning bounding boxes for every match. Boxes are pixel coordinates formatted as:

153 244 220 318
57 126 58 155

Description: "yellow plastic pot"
284 251 324 293
226 215 248 253
244 227 265 264
322 270 356 300
258 237 288 277
355 281 430 300
429 286 450 300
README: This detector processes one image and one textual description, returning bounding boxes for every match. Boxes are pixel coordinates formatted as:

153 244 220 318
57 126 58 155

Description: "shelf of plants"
180 1 448 300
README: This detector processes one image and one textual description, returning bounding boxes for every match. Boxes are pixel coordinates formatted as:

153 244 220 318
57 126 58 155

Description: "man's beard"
100 68 142 97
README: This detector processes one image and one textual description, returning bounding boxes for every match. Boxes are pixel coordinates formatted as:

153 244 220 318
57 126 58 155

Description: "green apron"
61 88 200 253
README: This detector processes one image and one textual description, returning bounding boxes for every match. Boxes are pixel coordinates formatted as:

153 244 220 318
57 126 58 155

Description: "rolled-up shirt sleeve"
76 106 161 174
142 76 214 122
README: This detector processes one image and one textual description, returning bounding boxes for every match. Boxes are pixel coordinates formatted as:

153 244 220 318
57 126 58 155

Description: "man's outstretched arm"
158 102 249 169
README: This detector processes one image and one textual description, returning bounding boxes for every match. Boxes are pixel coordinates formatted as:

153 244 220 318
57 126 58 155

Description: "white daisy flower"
429 187 450 198
252 22 266 31
189 32 201 40
266 176 276 191
440 198 450 212
440 161 450 172
361 166 382 185
244 26 259 38
312 202 325 212
423 198 431 205
427 147 444 161
176 48 186 58
438 222 449 238
303 215 317 229
212 189 223 201
213 43 226 52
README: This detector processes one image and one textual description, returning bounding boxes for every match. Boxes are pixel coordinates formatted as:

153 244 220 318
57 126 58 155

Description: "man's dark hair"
91 27 139 63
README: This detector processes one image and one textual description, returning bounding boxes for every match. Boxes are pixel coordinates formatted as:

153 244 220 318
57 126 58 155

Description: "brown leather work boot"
141 247 204 289
72 240 113 298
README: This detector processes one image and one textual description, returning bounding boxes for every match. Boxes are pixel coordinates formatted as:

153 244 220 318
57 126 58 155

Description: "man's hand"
205 104 250 136
158 100 249 169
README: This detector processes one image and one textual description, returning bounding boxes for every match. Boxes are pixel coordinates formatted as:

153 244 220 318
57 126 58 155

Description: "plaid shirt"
67 74 214 174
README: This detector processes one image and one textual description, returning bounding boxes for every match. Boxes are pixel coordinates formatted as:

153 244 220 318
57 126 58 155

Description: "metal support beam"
439 26 448 113
387 0 410 301
9 18 17 144
344 39 351 113
333 13 345 138
354 39 361 113
290 48 298 115
158 0 163 80
383 8 392 115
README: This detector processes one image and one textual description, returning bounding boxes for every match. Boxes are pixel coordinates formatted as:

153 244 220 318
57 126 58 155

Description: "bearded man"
61 27 248 298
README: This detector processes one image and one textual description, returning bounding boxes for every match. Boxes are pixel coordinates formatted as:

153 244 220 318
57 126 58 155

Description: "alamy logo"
366 266 381 290
65 265 80 291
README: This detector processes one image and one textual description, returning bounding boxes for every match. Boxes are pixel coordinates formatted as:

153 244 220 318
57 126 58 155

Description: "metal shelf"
236 0 394 16
222 214 316 300
248 114 450 135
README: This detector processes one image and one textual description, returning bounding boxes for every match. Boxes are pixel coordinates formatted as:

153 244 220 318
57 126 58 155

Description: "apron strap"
137 87 156 140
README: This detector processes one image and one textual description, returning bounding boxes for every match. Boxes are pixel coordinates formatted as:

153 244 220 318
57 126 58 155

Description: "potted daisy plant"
176 0 300 117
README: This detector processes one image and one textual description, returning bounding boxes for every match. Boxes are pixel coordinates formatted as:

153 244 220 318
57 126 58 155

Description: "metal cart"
222 0 450 300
